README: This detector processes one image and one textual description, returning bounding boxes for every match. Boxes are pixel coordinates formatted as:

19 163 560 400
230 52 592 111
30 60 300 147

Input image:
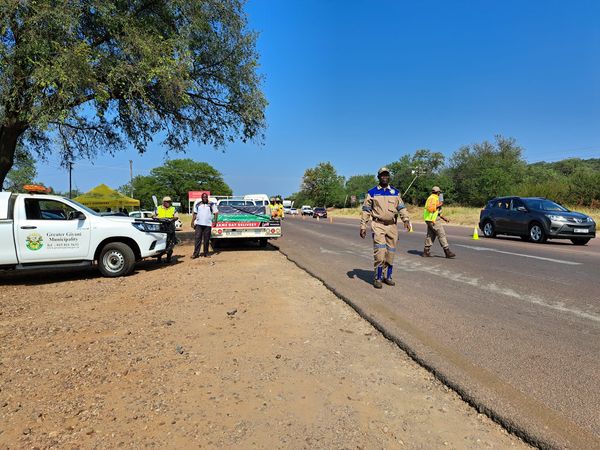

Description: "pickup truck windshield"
63 198 100 216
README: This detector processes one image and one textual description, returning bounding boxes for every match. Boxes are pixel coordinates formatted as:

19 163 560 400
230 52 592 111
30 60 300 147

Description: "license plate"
574 228 589 233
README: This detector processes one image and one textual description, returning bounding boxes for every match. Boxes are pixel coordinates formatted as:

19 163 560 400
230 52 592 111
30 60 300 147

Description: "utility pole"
129 160 133 197
68 161 74 198
403 167 427 197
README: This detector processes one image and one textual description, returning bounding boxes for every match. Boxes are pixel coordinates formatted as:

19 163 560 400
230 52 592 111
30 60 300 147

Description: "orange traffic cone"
472 227 479 240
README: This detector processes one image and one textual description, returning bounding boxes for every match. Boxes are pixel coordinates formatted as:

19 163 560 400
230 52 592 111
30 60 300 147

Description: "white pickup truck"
0 191 170 277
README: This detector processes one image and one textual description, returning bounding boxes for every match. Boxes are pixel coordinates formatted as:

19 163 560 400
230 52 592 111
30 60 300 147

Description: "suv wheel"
98 242 135 277
570 238 590 246
529 223 547 243
482 221 496 238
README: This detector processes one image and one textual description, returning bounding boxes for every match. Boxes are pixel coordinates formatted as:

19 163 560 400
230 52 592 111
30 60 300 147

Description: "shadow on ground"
346 268 374 285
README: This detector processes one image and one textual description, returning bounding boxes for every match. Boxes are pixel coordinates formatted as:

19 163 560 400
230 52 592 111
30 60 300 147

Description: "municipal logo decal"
26 232 44 251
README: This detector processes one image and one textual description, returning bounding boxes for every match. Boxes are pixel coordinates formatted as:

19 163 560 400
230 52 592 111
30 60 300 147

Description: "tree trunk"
0 124 27 190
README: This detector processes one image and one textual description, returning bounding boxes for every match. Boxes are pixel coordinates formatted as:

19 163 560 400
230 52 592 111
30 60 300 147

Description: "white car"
130 210 183 230
301 205 313 216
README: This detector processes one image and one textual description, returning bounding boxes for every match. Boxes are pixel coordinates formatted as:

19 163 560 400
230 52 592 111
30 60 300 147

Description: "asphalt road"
274 215 600 449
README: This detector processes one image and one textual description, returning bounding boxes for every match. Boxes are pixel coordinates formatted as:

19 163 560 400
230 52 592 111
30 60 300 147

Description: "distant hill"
529 158 600 174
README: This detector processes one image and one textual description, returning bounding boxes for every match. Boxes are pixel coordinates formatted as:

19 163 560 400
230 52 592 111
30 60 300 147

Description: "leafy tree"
345 174 377 205
119 159 231 209
299 162 345 207
0 1 267 188
119 175 162 210
387 149 445 204
448 136 526 206
2 144 37 191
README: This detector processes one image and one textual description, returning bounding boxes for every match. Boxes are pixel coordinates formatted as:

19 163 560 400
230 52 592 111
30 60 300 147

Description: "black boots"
444 247 456 258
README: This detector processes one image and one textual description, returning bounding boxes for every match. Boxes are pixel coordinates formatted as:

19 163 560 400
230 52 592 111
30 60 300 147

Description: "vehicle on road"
479 196 596 245
129 210 154 219
244 194 270 207
211 196 281 248
301 205 313 216
313 207 328 219
217 199 256 207
289 207 298 215
130 211 183 230
0 190 172 277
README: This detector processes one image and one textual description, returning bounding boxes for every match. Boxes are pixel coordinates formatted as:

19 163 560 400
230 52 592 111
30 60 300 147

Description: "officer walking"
423 186 456 258
360 167 411 288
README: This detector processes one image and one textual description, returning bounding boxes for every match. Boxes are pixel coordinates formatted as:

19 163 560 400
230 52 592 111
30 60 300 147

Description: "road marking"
455 244 582 266
286 225 599 323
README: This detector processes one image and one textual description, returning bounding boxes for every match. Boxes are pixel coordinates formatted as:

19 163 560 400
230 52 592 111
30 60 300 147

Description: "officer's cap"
431 186 441 193
377 167 390 176
163 196 172 202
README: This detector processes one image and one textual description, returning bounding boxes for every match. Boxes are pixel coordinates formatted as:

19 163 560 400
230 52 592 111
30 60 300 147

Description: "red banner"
215 222 261 228
189 190 210 201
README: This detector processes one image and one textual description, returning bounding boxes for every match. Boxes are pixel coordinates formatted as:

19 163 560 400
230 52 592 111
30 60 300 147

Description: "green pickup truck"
211 200 281 247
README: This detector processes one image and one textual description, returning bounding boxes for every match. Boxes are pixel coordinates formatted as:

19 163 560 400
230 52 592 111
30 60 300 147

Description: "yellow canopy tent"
73 184 140 210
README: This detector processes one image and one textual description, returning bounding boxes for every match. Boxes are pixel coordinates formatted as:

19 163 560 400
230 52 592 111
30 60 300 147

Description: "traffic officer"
360 167 411 288
423 186 456 258
269 197 278 219
276 197 285 219
154 196 179 262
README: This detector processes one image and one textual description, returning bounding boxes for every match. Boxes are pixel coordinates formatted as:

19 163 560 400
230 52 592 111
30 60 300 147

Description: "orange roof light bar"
23 184 50 194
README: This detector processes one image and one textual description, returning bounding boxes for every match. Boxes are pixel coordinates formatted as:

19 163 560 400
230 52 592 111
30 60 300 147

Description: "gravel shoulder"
0 235 528 449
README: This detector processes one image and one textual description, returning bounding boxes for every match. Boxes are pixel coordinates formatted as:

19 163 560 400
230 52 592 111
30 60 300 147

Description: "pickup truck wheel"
99 242 135 277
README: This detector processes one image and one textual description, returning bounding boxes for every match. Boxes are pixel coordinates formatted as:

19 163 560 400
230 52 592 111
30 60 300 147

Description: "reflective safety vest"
156 205 176 218
423 194 440 222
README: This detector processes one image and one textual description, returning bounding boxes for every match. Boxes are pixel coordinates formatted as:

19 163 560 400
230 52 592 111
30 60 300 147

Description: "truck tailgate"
0 220 18 264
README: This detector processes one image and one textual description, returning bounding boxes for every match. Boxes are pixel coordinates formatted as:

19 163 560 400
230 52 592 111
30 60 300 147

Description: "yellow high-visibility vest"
156 205 176 218
423 194 440 222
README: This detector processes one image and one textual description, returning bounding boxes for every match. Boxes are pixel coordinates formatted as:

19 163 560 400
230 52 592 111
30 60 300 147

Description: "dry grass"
328 205 600 227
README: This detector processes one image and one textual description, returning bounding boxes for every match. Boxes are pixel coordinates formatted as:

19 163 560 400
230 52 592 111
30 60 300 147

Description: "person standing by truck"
154 196 178 263
191 193 219 258
276 197 285 219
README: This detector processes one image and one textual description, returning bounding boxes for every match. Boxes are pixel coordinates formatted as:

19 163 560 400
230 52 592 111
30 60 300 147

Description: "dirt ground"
0 233 529 449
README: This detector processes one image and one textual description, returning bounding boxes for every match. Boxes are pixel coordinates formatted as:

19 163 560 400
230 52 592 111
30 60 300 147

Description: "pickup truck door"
14 197 92 263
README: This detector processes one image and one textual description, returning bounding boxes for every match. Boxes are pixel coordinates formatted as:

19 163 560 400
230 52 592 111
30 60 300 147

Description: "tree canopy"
296 162 345 207
0 0 267 187
292 138 600 208
2 144 37 191
119 158 232 209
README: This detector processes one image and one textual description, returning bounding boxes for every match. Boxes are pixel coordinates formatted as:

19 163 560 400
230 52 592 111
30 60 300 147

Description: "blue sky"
37 0 600 196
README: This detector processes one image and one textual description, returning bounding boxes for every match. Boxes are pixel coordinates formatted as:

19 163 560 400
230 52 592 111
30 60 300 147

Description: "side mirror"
516 206 527 212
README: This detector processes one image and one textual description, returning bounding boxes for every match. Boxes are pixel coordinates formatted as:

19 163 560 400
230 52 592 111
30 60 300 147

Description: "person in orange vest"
423 186 455 258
